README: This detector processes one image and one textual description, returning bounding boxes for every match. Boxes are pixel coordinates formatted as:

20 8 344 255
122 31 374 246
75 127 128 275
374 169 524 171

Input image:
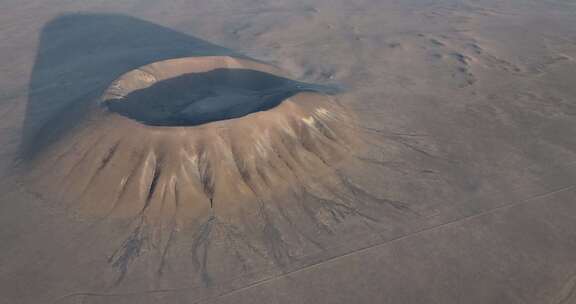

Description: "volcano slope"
23 56 359 220
20 55 375 275
2 2 576 304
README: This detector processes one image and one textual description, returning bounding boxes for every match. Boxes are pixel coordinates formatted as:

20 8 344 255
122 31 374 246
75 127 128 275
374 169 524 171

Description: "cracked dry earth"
1 0 576 304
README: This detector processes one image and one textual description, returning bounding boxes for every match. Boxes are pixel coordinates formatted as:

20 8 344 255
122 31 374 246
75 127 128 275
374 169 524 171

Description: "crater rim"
101 56 316 127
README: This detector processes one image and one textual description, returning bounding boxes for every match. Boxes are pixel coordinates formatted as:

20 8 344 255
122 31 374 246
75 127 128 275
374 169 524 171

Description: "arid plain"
1 0 576 303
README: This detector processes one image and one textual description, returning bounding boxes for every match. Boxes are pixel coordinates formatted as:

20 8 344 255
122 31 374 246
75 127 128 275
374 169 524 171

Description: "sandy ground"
1 0 576 303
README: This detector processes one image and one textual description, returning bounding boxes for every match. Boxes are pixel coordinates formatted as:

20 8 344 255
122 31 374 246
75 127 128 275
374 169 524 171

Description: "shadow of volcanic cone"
16 14 410 291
